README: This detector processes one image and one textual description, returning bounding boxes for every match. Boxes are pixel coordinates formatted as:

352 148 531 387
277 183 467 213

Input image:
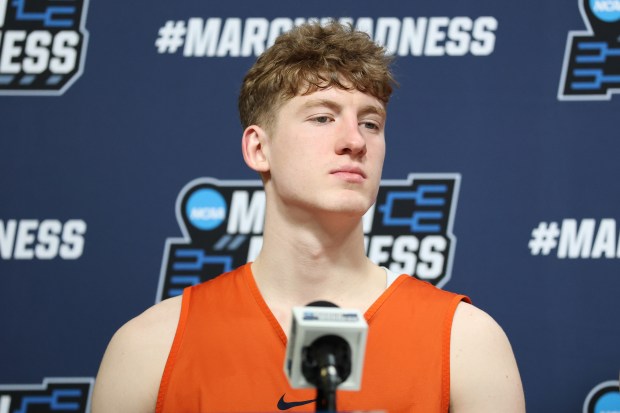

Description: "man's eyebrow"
299 99 342 113
359 104 386 119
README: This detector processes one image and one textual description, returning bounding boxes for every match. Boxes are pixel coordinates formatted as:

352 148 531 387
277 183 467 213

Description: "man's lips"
330 166 367 182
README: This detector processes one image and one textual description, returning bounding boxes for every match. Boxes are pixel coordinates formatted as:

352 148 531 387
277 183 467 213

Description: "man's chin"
321 199 373 218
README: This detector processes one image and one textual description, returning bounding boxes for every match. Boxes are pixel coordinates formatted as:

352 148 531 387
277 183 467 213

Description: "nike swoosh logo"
277 394 316 410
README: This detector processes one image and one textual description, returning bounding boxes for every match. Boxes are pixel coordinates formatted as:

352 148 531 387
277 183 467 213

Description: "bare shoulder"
91 295 183 413
449 302 526 413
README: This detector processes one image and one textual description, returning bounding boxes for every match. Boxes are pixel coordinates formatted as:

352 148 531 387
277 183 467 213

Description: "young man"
92 22 526 412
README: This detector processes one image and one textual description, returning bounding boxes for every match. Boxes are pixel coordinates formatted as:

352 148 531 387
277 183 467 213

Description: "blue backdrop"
1 0 619 412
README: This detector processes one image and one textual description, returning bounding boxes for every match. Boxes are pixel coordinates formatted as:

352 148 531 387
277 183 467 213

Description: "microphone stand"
302 335 351 412
315 354 341 411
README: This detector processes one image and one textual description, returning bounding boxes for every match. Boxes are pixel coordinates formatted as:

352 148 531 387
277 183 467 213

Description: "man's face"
263 86 386 219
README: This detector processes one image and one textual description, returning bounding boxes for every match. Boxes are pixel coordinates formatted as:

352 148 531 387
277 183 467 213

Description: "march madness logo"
0 378 93 413
157 174 460 302
0 0 89 95
558 0 620 100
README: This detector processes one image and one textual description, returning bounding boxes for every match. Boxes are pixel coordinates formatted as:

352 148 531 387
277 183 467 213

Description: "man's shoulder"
105 294 183 375
449 302 526 412
122 295 183 341
91 296 183 413
451 301 512 363
452 302 505 341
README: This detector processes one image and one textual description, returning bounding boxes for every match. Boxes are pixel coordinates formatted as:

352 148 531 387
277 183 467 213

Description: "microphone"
284 301 368 411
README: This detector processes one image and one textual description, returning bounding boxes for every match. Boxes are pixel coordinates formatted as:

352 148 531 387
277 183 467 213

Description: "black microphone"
284 301 368 412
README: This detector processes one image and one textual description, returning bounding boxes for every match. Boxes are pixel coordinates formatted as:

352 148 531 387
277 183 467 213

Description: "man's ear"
241 125 270 173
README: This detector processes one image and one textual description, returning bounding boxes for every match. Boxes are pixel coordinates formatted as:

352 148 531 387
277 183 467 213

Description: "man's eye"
314 116 330 123
362 122 379 130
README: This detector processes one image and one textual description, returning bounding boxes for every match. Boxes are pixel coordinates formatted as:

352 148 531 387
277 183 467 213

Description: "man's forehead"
288 87 386 113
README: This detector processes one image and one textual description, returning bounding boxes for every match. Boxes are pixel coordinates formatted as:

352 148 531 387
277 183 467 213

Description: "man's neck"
250 206 387 336
256 209 367 292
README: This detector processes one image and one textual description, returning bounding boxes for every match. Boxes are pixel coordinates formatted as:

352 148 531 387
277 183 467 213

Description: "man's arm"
91 296 181 413
450 302 526 413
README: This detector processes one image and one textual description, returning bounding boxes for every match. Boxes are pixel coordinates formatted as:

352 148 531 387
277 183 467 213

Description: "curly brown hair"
238 20 396 130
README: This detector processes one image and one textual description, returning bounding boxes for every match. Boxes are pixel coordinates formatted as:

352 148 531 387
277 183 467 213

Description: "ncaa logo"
0 0 89 95
157 174 460 302
583 380 620 413
558 0 620 100
185 188 227 230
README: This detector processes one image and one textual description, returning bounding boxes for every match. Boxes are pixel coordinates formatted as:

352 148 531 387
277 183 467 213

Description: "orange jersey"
156 263 470 413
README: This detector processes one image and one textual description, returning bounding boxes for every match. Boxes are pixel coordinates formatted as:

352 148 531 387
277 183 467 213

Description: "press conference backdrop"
1 0 619 411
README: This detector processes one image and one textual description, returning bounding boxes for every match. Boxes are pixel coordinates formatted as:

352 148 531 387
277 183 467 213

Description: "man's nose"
335 120 367 156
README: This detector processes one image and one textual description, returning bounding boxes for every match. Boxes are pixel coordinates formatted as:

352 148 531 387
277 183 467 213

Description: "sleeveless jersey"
156 263 470 413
